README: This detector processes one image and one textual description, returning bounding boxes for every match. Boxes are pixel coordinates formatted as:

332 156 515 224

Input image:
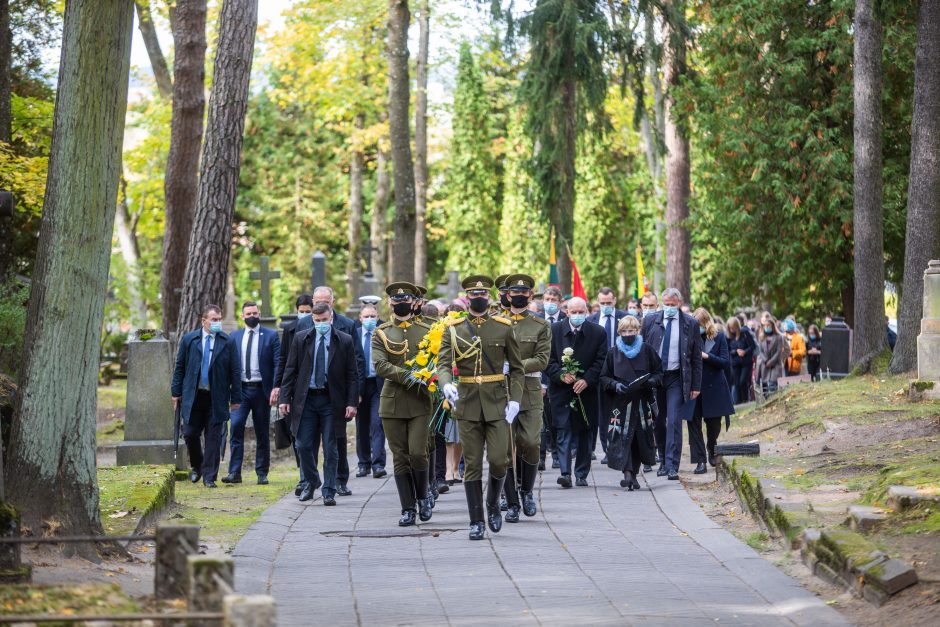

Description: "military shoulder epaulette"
528 315 549 326
414 319 432 330
492 316 512 326
377 321 394 331
443 316 464 327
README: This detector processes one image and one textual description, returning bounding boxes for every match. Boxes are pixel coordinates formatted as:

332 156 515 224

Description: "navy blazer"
698 332 736 418
544 319 608 430
172 329 242 425
354 326 385 392
641 311 703 403
537 311 566 387
230 326 281 399
589 309 628 347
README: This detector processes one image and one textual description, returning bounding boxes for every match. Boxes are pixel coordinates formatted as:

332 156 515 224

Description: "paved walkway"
233 460 847 626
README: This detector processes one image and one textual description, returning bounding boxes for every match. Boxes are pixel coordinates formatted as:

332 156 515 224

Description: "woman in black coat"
726 316 755 404
688 308 736 472
600 316 662 491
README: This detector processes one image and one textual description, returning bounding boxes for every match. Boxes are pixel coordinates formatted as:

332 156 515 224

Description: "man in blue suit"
354 303 387 478
172 304 242 488
222 300 281 485
587 287 627 463
538 286 567 469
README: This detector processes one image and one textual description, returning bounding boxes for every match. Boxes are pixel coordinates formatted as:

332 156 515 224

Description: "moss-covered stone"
97 464 175 536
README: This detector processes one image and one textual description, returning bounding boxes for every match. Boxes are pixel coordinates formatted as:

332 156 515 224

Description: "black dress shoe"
373 468 387 478
591 452 597 460
642 464 652 473
294 481 304 496
204 480 218 488
298 486 314 501
538 460 546 471
499 497 508 512
557 474 572 488
190 470 201 484
221 473 242 484
469 521 486 541
708 454 717 467
551 458 560 469
356 468 369 478
505 504 521 523
522 491 537 517
323 495 337 506
621 471 635 491
418 497 433 522
694 462 707 474
601 455 608 465
575 477 588 487
399 509 417 526
436 479 449 494
668 471 679 480
632 477 641 490
336 484 353 496
257 475 268 485
656 464 668 477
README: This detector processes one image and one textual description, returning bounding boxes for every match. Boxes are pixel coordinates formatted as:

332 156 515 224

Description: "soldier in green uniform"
492 274 511 315
372 282 435 526
500 274 552 522
438 275 524 540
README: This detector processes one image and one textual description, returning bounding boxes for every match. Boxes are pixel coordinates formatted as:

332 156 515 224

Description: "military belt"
458 374 506 384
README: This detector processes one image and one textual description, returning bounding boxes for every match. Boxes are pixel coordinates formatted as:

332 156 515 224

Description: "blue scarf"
616 335 643 359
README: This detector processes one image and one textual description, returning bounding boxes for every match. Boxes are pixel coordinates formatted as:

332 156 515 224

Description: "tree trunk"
0 0 10 144
662 0 691 299
851 0 885 368
177 0 257 333
115 176 148 326
413 0 429 286
386 0 415 283
160 0 206 335
371 145 391 287
890 0 940 374
4 0 133 540
346 115 365 302
134 1 172 100
553 74 577 295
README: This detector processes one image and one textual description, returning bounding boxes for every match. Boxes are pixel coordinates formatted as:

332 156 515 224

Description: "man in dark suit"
641 287 703 480
539 286 566 469
544 297 608 487
274 293 313 496
172 304 242 488
223 300 280 485
587 287 627 462
354 303 387 478
279 302 359 505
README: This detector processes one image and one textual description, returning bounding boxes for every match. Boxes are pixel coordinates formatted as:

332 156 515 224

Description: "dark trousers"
355 378 386 471
296 391 337 497
228 384 270 477
184 390 224 482
688 414 722 463
592 390 609 454
731 365 753 404
656 370 684 472
335 417 350 485
557 425 592 479
540 394 558 460
434 431 447 482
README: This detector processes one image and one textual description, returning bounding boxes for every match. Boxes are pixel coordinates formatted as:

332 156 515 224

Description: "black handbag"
272 407 293 450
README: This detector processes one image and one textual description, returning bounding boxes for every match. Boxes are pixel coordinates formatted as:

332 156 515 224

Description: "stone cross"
250 256 281 318
311 251 327 292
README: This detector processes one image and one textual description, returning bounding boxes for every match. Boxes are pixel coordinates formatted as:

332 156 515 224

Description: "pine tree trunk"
371 145 391 287
4 0 133 539
160 0 206 335
662 0 691 299
134 1 172 100
347 115 365 302
386 0 415 283
890 0 940 374
555 74 577 295
0 0 10 144
851 0 885 368
115 176 148 326
413 0 429 286
177 0 257 333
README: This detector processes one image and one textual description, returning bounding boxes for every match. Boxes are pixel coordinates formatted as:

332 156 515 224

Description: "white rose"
563 347 574 357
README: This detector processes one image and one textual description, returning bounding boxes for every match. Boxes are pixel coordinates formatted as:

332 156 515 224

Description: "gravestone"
311 251 327 292
820 317 852 379
116 336 182 468
917 259 940 382
443 271 460 302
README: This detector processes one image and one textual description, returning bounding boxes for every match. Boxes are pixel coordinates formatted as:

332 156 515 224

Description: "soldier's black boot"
395 474 417 526
413 468 433 521
520 461 538 517
504 467 521 523
486 473 506 533
466 480 485 541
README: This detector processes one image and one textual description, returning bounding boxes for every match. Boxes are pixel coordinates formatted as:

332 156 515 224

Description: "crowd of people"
169 276 840 540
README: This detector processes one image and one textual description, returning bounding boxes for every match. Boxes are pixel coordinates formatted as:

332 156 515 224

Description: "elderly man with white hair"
543 297 609 487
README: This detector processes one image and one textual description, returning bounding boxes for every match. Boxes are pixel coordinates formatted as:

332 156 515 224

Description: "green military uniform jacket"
372 318 432 419
437 314 524 423
508 311 552 411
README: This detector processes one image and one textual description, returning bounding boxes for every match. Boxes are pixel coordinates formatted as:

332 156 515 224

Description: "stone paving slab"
233 450 849 627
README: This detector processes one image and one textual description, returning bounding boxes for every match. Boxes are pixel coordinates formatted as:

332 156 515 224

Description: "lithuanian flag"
548 226 559 287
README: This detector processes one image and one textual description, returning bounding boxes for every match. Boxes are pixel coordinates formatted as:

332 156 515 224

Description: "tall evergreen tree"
445 43 500 276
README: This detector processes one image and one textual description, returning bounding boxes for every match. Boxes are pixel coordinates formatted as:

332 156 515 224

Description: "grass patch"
898 508 940 535
95 419 124 446
0 583 139 623
746 531 770 550
96 380 127 413
98 465 175 536
862 450 940 506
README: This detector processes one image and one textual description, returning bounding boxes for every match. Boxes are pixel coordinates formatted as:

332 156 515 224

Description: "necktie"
661 316 674 369
200 334 212 389
314 335 326 388
364 330 373 377
245 330 254 379
605 315 613 348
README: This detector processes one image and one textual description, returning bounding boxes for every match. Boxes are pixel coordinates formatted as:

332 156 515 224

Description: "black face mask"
412 303 423 315
499 293 511 309
244 316 260 328
510 295 529 309
469 297 489 313
621 334 637 346
393 302 414 317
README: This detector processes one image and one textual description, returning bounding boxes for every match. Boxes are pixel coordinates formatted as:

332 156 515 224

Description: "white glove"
443 383 459 406
503 361 510 375
505 400 520 424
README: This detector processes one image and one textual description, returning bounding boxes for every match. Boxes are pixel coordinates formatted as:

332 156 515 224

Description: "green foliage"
0 144 47 277
0 279 29 376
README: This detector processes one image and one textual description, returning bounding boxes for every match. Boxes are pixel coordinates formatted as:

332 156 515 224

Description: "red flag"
570 257 587 301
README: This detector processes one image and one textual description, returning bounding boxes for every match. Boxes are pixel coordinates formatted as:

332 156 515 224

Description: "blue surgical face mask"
600 305 615 316
764 325 774 334
663 306 679 318
570 314 586 328
699 326 706 335
362 318 377 332
809 334 817 340
209 321 223 334
315 322 331 336
785 320 796 332
297 312 312 320
627 308 638 316
544 302 559 316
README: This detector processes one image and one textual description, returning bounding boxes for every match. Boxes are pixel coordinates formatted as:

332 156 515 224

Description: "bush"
0 278 29 376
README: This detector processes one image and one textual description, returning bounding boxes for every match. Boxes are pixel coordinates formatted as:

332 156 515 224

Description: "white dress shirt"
240 328 262 382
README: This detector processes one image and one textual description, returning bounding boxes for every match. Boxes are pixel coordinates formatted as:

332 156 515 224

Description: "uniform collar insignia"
398 321 411 328
471 316 486 325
